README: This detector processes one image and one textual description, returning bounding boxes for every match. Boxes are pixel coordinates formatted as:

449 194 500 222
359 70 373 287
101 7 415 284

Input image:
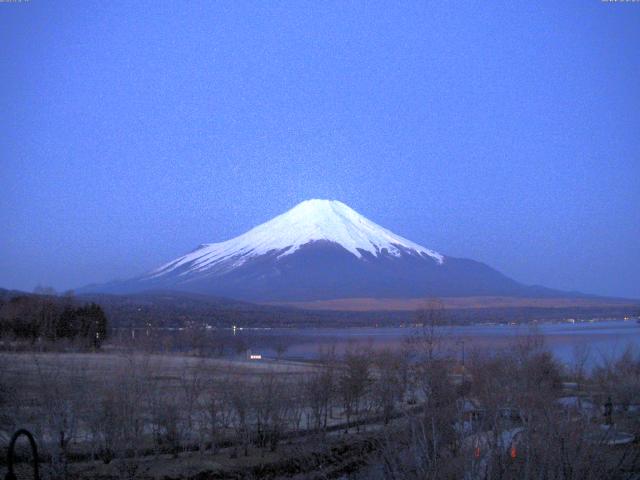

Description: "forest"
0 292 108 349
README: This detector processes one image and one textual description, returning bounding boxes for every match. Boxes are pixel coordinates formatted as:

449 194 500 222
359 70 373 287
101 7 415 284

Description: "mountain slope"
83 199 575 302
149 199 443 280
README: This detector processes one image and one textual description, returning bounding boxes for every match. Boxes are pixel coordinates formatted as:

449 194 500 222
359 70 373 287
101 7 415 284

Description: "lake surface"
235 319 640 368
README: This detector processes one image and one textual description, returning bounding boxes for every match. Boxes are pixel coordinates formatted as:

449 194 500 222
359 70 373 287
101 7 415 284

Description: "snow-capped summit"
150 199 443 279
87 199 537 302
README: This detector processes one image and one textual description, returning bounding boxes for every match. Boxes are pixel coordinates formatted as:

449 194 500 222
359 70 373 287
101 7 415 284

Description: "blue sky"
1 1 639 298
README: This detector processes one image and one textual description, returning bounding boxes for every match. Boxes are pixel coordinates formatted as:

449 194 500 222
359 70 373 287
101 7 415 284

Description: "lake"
234 319 640 368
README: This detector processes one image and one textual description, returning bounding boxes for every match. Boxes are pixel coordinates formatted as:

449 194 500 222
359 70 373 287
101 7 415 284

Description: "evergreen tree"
90 303 109 348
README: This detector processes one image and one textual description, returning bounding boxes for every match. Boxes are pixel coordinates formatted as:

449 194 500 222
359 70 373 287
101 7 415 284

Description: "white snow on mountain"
149 199 443 278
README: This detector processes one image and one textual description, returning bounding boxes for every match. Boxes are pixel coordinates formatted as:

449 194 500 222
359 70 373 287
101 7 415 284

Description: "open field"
0 350 402 479
272 296 640 312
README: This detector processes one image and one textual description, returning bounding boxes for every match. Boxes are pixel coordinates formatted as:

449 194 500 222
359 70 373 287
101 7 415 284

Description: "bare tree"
371 350 407 425
571 343 592 383
338 348 371 432
227 374 253 458
33 355 87 479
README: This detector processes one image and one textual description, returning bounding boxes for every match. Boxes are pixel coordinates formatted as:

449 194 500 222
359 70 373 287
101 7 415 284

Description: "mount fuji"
86 199 564 302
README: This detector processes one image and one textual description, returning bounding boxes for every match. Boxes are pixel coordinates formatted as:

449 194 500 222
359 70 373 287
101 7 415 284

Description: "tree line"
0 293 108 349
